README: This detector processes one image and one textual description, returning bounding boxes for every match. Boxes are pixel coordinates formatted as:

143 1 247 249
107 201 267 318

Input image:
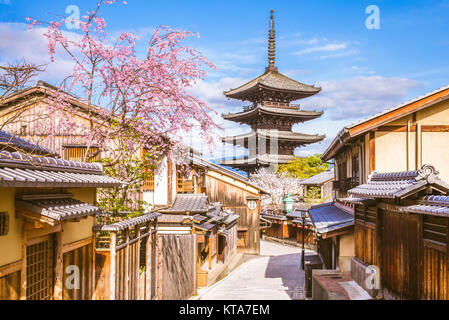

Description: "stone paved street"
199 240 315 300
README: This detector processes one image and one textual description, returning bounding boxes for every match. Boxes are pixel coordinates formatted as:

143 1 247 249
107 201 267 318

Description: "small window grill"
0 212 8 236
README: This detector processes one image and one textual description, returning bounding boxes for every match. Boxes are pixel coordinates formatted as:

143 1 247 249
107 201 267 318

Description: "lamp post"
283 194 294 214
300 210 310 270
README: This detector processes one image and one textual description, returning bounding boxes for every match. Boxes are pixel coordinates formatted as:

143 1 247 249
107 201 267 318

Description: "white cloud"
294 43 348 55
0 22 79 83
301 76 422 120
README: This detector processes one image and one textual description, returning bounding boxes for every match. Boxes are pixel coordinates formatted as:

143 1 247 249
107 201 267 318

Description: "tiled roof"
0 151 124 188
224 70 321 99
348 165 449 199
300 169 334 186
158 194 209 213
399 195 449 217
191 154 270 194
220 153 298 167
222 129 325 145
0 130 56 156
16 194 102 221
222 105 323 121
93 212 160 231
308 202 354 235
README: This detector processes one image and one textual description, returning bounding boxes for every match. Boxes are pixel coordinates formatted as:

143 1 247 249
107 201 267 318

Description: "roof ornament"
267 9 278 72
367 170 378 182
416 164 439 183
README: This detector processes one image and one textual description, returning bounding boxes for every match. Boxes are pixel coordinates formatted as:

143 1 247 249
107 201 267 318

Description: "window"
352 154 359 183
63 145 100 162
0 212 8 236
176 165 194 194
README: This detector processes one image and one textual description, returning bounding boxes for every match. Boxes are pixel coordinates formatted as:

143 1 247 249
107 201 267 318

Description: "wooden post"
110 232 116 300
136 226 141 300
124 229 130 300
208 237 212 270
20 222 27 300
92 233 96 300
369 131 376 172
156 235 163 300
145 222 151 300
53 231 63 300
416 123 422 169
193 234 198 295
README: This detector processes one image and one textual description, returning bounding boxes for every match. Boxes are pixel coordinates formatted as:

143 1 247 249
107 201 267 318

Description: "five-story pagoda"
220 10 325 175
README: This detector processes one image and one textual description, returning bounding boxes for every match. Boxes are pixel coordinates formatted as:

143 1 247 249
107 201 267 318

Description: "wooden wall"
62 243 93 300
157 234 196 300
205 174 260 254
0 270 20 300
354 202 449 300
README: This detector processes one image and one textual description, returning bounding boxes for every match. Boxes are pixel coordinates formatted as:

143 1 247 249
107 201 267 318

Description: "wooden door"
26 236 55 300
381 210 420 299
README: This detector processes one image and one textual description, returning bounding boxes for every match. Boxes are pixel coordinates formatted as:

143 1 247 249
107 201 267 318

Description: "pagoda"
220 10 325 175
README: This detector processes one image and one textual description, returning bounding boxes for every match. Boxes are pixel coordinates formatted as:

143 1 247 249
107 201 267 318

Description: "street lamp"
299 209 310 270
283 194 294 214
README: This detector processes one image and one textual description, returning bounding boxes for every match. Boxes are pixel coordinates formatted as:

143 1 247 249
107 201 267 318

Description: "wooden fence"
94 217 158 300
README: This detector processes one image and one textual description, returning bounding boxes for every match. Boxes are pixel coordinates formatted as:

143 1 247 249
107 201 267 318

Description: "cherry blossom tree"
250 168 303 214
27 0 218 215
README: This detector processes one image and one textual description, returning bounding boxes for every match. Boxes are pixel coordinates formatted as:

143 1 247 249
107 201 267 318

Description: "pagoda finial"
267 9 277 72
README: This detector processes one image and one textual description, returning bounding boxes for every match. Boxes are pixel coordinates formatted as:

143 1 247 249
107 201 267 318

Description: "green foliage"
277 154 329 179
97 151 157 220
305 186 321 200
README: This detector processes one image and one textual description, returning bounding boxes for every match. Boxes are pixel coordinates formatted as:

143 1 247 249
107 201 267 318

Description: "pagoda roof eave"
222 105 323 122
223 70 321 101
222 130 325 144
219 154 298 167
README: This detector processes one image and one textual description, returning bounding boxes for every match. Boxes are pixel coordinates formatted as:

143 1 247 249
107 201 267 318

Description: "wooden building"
0 138 124 300
300 169 334 202
156 193 240 298
220 10 325 175
307 202 354 272
261 210 315 246
345 165 449 300
322 83 449 199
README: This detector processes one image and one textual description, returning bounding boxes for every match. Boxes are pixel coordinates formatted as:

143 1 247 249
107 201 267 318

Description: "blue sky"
1 0 449 159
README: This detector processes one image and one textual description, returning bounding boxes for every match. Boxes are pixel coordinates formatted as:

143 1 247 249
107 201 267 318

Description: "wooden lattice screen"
176 166 194 194
26 238 54 300
63 146 100 162
0 212 8 236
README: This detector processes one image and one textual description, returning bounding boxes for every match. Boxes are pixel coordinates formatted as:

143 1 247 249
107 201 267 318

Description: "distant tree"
277 154 329 179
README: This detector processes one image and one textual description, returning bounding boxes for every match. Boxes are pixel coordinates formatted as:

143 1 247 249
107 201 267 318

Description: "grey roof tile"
300 169 334 186
0 130 56 156
16 195 102 221
308 202 354 235
348 165 449 199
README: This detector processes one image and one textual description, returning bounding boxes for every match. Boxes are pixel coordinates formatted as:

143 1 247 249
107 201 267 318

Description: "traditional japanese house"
220 10 325 175
300 169 334 202
156 193 240 298
345 165 449 300
307 202 354 272
146 154 267 255
0 145 124 300
322 83 449 199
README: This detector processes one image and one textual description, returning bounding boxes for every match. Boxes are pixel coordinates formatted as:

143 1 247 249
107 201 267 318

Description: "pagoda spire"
267 9 278 72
